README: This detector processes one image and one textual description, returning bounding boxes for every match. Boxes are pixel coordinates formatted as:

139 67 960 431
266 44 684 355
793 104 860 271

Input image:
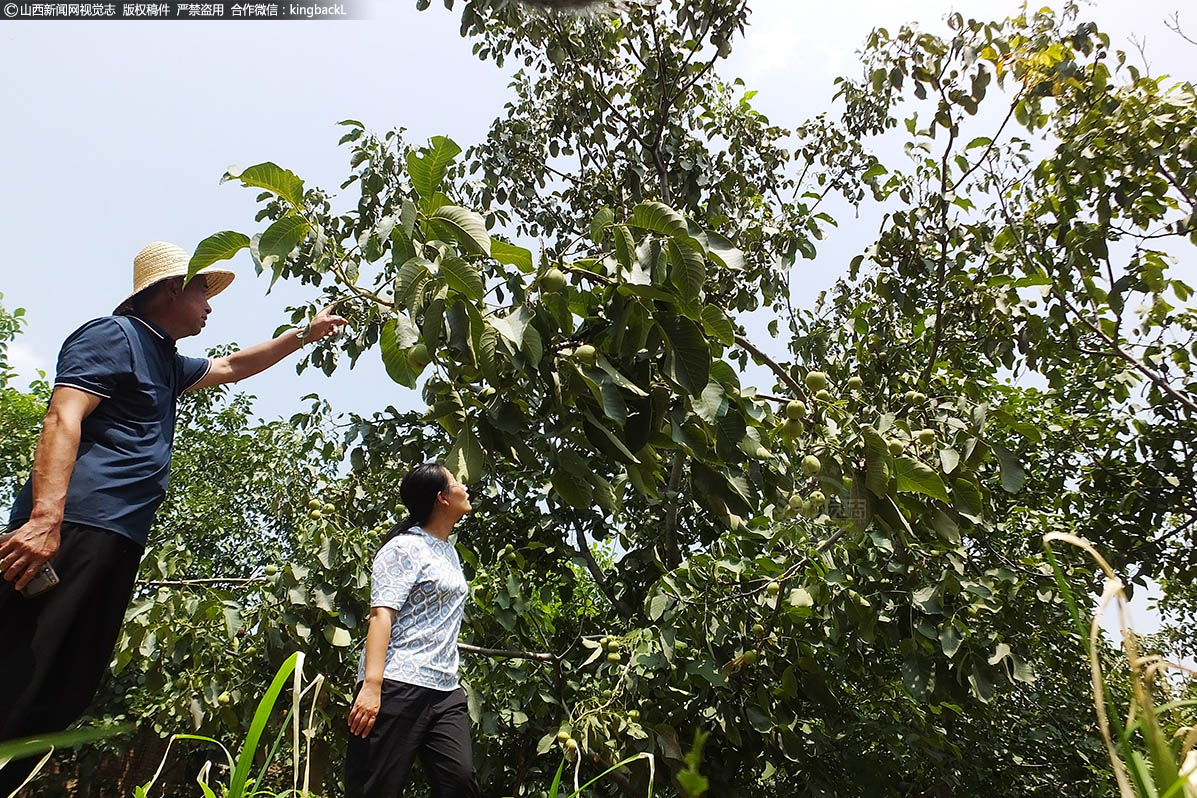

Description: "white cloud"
6 342 49 387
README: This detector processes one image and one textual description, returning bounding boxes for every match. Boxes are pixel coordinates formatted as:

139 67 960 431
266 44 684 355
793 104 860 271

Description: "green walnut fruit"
540 267 567 293
557 730 571 742
742 650 760 666
801 455 822 476
788 493 804 509
407 343 432 370
809 490 826 506
847 376 863 390
904 390 927 406
751 623 766 636
765 581 781 596
804 371 829 392
785 400 806 419
565 737 579 751
218 691 232 706
307 509 324 520
322 503 336 513
814 389 832 403
264 564 278 576
782 418 805 438
607 652 622 664
887 439 905 457
307 499 321 510
917 429 937 446
575 344 598 367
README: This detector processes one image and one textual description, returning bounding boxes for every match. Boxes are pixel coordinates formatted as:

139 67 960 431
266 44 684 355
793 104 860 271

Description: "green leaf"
629 202 688 238
893 456 949 502
491 239 534 273
227 653 300 797
952 477 984 521
0 724 134 763
491 306 533 348
590 206 615 244
379 317 419 389
323 626 353 647
940 625 962 658
692 381 725 423
225 162 305 207
648 593 669 621
901 655 931 701
596 354 649 396
522 323 543 367
705 232 744 271
700 306 735 346
862 162 888 181
551 452 594 508
394 257 431 306
430 205 491 256
862 427 892 497
657 312 710 397
391 220 417 265
992 410 1043 443
188 231 249 284
668 240 706 300
257 216 310 266
583 411 640 465
991 444 1027 493
440 255 485 301
406 136 461 200
613 225 637 268
447 424 484 484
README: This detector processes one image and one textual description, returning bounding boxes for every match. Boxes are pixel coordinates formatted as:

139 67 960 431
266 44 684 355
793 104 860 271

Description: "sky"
0 0 1192 633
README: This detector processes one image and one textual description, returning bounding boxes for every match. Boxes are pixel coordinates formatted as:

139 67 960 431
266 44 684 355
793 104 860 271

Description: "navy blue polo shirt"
9 315 211 547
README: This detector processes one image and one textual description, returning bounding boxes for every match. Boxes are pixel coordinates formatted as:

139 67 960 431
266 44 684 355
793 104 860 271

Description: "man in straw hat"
0 241 346 790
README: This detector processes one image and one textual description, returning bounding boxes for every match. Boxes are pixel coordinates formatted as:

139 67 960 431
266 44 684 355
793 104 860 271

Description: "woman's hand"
348 681 382 738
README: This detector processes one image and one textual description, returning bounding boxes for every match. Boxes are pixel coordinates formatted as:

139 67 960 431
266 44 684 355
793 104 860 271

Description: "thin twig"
458 642 556 662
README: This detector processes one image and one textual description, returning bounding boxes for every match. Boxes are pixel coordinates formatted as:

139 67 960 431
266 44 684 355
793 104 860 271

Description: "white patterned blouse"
356 526 469 691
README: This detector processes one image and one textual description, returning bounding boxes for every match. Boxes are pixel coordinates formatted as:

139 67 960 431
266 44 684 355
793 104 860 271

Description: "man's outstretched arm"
189 304 347 390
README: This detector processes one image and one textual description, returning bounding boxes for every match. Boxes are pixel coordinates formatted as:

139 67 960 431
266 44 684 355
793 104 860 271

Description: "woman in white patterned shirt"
346 462 479 797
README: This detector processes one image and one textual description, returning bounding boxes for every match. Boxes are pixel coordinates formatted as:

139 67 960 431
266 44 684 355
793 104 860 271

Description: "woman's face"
440 469 472 517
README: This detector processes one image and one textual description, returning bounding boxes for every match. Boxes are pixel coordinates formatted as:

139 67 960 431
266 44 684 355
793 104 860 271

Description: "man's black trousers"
346 680 480 798
0 522 141 794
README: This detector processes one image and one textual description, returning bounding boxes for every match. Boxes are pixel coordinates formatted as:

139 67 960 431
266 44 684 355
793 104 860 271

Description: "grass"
1044 532 1197 798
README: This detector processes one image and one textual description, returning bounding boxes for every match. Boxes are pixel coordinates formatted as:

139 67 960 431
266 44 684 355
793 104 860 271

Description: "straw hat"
114 241 236 314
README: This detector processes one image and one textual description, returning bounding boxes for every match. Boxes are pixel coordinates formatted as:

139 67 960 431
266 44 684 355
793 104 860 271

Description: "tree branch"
141 577 265 587
951 95 1018 192
1051 285 1197 415
661 454 685 569
733 333 805 399
573 519 636 618
921 88 958 386
458 642 556 662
